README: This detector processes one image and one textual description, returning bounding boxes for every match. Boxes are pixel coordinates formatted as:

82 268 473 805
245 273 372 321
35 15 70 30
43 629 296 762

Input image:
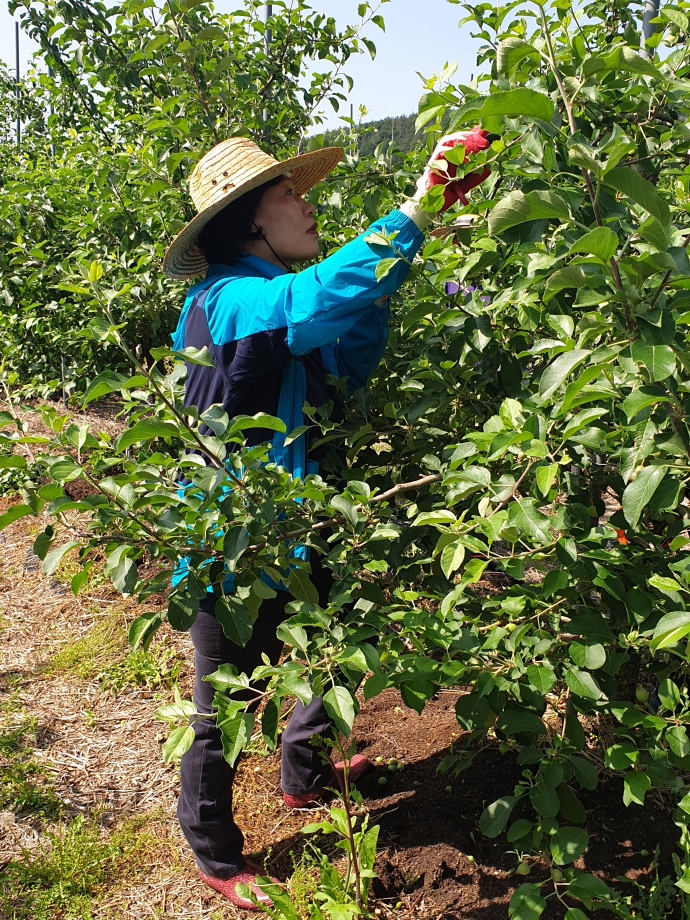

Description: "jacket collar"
206 253 287 281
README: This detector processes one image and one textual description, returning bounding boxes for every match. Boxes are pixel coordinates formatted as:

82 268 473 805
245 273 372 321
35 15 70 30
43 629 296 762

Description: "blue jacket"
172 209 424 479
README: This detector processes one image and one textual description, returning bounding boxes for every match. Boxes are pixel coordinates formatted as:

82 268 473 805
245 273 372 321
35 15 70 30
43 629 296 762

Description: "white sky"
1 0 481 126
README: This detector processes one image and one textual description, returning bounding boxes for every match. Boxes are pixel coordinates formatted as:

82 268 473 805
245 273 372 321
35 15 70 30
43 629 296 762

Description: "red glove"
421 126 494 211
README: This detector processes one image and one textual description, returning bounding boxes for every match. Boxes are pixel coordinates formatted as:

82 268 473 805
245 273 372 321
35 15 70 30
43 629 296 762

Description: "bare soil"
0 479 679 919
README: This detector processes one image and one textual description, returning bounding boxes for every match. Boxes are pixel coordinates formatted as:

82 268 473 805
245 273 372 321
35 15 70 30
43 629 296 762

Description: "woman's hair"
196 174 283 267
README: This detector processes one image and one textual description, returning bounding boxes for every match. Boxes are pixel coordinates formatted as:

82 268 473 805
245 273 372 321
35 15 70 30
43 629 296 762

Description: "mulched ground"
0 406 681 917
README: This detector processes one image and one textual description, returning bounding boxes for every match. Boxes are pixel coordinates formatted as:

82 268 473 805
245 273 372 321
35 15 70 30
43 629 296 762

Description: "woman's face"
248 176 319 266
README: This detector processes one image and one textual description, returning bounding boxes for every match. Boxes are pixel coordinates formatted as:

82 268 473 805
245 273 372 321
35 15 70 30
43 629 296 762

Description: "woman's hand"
416 126 495 212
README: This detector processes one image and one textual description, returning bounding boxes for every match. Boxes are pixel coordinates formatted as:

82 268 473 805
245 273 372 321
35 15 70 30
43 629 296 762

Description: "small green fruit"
467 855 475 863
498 742 509 754
640 849 650 857
375 756 384 764
388 758 398 766
413 780 420 786
388 763 397 772
505 622 518 632
636 685 649 703
397 763 405 771
516 863 531 876
378 776 388 786
445 785 453 793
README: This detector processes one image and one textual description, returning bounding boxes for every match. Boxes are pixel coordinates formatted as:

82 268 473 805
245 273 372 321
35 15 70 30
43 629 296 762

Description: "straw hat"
163 137 343 280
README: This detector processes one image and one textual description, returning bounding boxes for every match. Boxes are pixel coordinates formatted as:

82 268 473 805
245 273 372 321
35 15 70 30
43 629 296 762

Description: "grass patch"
47 610 128 680
98 642 183 692
0 717 61 818
283 847 322 919
0 812 161 920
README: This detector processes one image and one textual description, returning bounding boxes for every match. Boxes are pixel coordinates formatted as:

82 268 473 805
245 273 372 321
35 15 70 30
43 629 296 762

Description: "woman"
163 129 492 910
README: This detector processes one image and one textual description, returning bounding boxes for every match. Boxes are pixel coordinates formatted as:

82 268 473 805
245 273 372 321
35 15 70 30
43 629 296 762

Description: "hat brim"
163 146 344 280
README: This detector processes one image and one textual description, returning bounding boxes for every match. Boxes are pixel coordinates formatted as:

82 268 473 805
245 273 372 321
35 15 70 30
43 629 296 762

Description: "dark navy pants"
177 559 335 879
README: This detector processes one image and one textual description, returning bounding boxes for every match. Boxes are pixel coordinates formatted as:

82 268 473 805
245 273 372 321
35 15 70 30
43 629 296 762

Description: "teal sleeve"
205 209 423 352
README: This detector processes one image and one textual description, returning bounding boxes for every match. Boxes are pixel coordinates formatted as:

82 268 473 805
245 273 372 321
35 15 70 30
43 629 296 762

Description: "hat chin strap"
258 231 292 273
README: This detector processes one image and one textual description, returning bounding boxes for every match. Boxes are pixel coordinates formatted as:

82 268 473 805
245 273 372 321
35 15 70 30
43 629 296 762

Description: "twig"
650 232 690 308
245 473 443 550
540 6 623 292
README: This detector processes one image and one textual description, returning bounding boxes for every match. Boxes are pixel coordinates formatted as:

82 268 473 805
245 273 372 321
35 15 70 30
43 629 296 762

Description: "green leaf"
413 510 457 527
276 621 309 651
323 686 356 737
480 88 554 122
162 725 195 763
651 610 690 652
33 526 55 560
288 568 319 604
167 593 199 631
331 494 359 527
128 611 165 651
662 7 689 29
551 827 589 865
42 541 79 576
71 564 92 597
570 641 606 670
220 712 254 767
544 266 592 301
603 167 670 226
401 679 435 714
622 465 667 527
375 257 401 281
117 419 180 451
568 756 598 790
621 385 672 421
529 782 560 817
441 538 466 579
657 677 682 709
509 499 551 542
479 795 518 837
215 595 254 647
496 37 540 76
567 873 612 902
261 698 280 751
0 455 26 470
82 371 130 406
0 504 33 531
623 771 651 806
507 819 534 842
284 425 311 446
630 342 676 382
489 190 569 236
508 884 546 920
535 464 558 498
539 350 590 400
667 725 690 758
566 668 602 701
227 413 286 436
567 227 618 262
565 909 589 920
584 45 660 79
526 665 557 694
497 711 546 737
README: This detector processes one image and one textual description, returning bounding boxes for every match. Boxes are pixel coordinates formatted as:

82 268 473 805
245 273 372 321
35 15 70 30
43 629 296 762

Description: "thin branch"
540 6 623 292
245 473 443 551
650 232 690 308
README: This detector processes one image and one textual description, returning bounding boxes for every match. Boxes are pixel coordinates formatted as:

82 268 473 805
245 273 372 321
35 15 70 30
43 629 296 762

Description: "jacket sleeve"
321 298 390 395
205 209 424 354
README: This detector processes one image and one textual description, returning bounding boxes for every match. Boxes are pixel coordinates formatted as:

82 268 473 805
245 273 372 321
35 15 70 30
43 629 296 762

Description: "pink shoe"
199 862 279 910
283 754 371 809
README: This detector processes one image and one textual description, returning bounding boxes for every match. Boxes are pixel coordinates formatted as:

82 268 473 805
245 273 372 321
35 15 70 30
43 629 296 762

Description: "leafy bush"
3 0 690 914
0 0 385 392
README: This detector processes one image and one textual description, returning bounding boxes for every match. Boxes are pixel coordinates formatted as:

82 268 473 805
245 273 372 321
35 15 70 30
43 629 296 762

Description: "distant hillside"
323 113 420 157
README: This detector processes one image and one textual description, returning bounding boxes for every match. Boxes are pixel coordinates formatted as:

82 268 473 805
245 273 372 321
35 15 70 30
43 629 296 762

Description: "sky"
0 0 482 126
